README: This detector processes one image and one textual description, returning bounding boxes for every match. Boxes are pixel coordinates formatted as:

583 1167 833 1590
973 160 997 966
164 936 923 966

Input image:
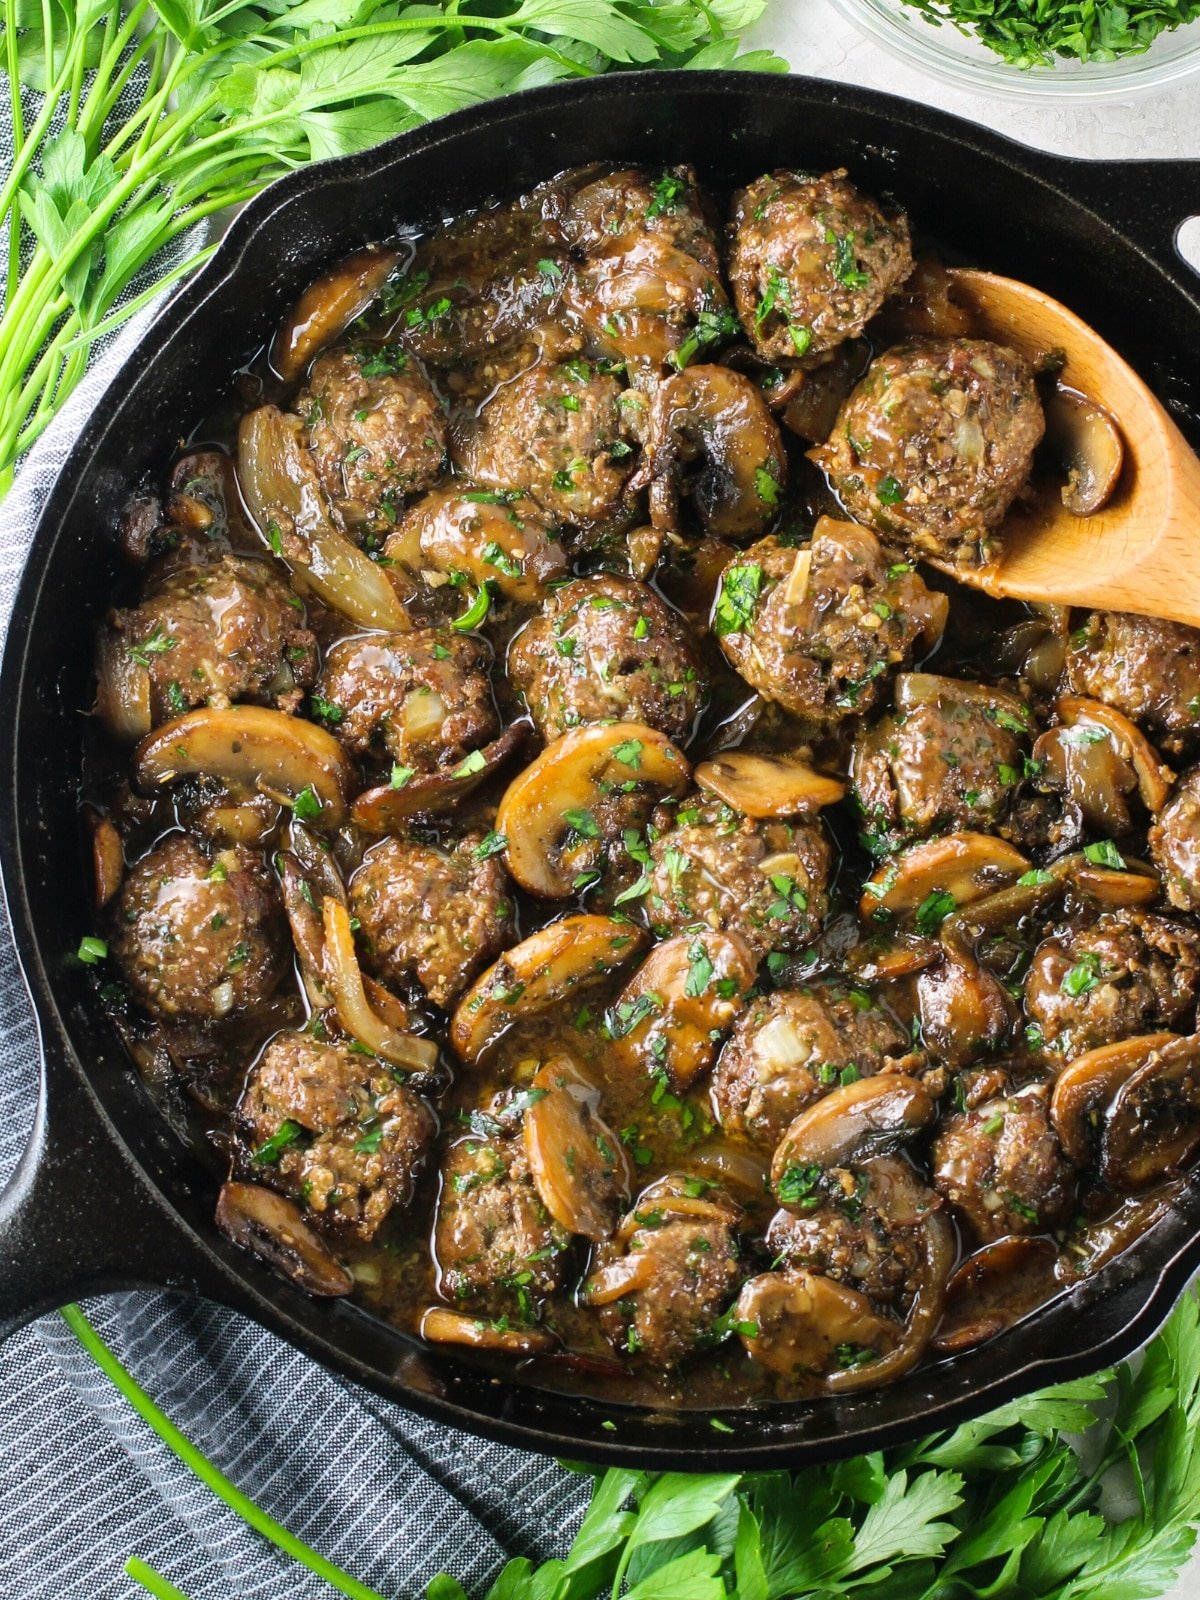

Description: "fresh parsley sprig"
0 0 786 493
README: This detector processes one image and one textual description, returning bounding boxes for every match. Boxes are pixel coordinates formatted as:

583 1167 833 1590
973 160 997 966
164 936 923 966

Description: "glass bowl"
826 0 1200 99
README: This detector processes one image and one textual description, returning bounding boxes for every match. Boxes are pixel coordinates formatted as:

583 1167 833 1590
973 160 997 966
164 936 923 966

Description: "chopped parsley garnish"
877 474 905 504
291 785 322 821
254 1119 302 1164
453 750 488 779
1084 839 1126 870
390 764 416 789
714 563 763 637
1062 952 1104 997
77 935 108 964
475 830 508 859
684 938 714 997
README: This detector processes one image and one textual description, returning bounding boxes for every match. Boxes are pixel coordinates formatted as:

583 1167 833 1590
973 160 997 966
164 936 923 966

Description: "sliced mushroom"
916 954 1013 1069
398 487 569 604
89 812 124 910
1043 387 1125 517
845 932 940 983
933 1237 1066 1354
735 1269 899 1377
780 342 866 443
694 749 845 819
95 628 151 742
771 1074 934 1184
1056 695 1174 814
496 723 689 898
215 1182 352 1296
278 850 332 1008
608 931 757 1089
582 1250 658 1306
238 404 410 630
135 706 353 828
524 1058 630 1241
860 832 1030 921
1050 1032 1178 1167
1104 1033 1200 1190
352 726 527 834
272 245 402 382
1071 858 1161 907
450 915 648 1066
627 523 663 582
322 898 441 1074
612 1174 741 1247
420 1305 554 1354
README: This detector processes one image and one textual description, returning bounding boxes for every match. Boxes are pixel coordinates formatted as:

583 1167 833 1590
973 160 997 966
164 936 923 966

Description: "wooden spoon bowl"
945 268 1200 627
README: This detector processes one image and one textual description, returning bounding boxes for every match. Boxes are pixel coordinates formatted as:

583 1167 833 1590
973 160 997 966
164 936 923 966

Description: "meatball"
647 794 830 960
435 1133 571 1312
301 345 447 532
111 835 286 1021
1150 768 1200 912
589 1180 742 1366
1024 909 1200 1063
102 549 317 724
728 169 913 364
850 677 1030 841
765 1158 932 1312
451 359 636 527
240 1029 435 1240
1065 611 1200 754
713 985 918 1150
812 337 1044 566
717 522 948 723
349 834 514 1009
316 628 497 771
507 574 704 741
931 1085 1074 1242
561 166 721 263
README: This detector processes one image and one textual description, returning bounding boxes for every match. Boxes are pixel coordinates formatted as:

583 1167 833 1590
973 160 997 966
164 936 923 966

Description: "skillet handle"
0 1035 228 1341
1059 158 1200 289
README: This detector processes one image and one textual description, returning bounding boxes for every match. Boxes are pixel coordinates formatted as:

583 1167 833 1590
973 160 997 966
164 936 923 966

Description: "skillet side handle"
1058 159 1200 290
0 1041 225 1342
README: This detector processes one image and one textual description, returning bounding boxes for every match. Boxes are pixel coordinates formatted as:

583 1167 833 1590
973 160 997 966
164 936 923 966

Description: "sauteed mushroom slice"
89 812 124 909
608 931 757 1090
734 1269 899 1378
1056 695 1174 814
695 750 845 819
524 1058 630 1241
916 954 1013 1069
496 722 689 898
321 898 440 1075
390 486 568 605
933 1236 1066 1354
771 1074 935 1190
1050 1033 1178 1167
1043 387 1125 517
237 404 410 631
451 915 648 1065
272 245 402 382
135 705 353 829
860 832 1030 921
352 726 526 834
215 1182 352 1297
1103 1033 1200 1190
420 1306 554 1354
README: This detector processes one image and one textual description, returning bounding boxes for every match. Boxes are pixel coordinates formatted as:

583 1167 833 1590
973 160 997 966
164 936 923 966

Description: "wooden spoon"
944 268 1200 627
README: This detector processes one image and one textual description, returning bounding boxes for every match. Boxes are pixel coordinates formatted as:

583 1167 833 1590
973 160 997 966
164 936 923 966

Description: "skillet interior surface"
3 71 1200 1468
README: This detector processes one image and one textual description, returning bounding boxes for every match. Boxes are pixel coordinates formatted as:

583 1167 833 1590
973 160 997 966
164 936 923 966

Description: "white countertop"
747 8 1198 1595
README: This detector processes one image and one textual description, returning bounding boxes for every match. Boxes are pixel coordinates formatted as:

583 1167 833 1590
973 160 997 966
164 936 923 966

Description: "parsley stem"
125 1557 192 1600
61 1304 391 1600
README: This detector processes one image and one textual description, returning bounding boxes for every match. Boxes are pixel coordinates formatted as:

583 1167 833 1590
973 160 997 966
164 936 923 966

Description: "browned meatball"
588 1179 742 1366
850 677 1030 842
1024 910 1200 1063
713 985 918 1150
931 1084 1074 1242
111 835 285 1021
240 1029 436 1240
102 549 317 725
507 574 703 741
451 359 636 527
349 834 514 1009
647 794 830 960
301 345 446 533
1065 611 1200 754
716 523 948 723
728 169 913 364
435 1133 571 1312
316 628 497 771
812 338 1044 566
1150 768 1200 912
765 1158 933 1312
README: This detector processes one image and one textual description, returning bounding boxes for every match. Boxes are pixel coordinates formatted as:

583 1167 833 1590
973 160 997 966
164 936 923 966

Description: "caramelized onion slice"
1103 1034 1200 1190
581 1252 658 1306
272 246 402 382
861 832 1030 920
695 749 845 819
524 1058 630 1241
135 706 353 828
238 404 410 630
420 1306 553 1353
277 851 332 1009
609 930 756 1090
95 628 151 742
1044 387 1125 517
450 915 648 1066
215 1182 352 1296
353 726 526 834
1050 1032 1178 1168
322 898 440 1073
497 723 689 898
771 1074 934 1184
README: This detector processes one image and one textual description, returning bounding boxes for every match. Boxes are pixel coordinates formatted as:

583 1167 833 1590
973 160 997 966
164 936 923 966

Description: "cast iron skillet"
1 72 1199 1470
